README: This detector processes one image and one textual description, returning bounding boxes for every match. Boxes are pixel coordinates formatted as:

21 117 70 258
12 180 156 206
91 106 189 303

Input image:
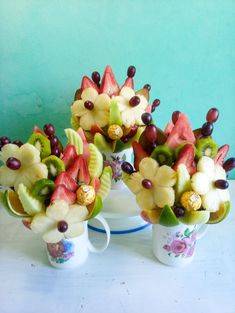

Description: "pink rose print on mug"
163 227 196 258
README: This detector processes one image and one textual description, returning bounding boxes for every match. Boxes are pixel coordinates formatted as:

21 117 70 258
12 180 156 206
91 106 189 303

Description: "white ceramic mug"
152 223 208 267
46 214 110 269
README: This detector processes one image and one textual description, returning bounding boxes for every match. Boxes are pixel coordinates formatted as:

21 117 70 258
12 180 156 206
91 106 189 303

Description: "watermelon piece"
164 121 174 136
90 177 101 193
165 113 196 149
132 141 148 171
90 124 106 136
77 127 90 160
55 172 78 192
67 156 90 185
62 144 78 169
81 76 99 92
33 126 47 137
121 77 134 89
214 144 230 165
99 65 119 96
173 144 196 175
51 185 77 204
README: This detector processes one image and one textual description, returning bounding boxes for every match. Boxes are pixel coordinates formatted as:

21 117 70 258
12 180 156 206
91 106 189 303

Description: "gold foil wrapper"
180 191 202 211
76 185 96 206
108 124 123 140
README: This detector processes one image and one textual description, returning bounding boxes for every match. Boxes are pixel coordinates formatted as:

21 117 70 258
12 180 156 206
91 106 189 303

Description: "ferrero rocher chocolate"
107 124 123 140
76 185 95 206
180 191 202 211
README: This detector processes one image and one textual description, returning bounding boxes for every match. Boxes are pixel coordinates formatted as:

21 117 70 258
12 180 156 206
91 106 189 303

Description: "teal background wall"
0 0 234 178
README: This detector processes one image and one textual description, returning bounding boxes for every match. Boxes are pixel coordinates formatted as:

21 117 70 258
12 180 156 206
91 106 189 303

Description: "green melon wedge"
159 205 179 227
97 166 112 201
88 143 103 179
86 195 103 220
175 164 191 202
65 128 83 154
18 183 45 216
94 133 112 153
207 201 230 224
109 100 122 126
180 210 210 225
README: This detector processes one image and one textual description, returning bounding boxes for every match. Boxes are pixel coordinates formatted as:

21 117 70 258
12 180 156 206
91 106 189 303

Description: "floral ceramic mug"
46 214 110 269
152 223 208 267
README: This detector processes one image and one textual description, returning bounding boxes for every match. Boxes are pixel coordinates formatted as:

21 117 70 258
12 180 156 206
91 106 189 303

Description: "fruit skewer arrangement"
122 108 235 226
71 65 160 154
0 125 112 243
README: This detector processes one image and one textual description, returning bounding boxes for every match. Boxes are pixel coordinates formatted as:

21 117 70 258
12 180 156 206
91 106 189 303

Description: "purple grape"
223 158 235 172
84 100 94 110
201 122 213 136
6 157 21 170
214 179 229 189
129 96 140 107
51 146 60 157
57 221 68 233
92 71 101 84
152 99 160 108
43 124 55 137
145 125 158 142
121 161 134 174
121 136 129 144
13 140 23 147
143 84 151 91
142 179 153 189
141 113 152 125
172 111 181 124
173 207 185 217
0 136 11 147
206 108 219 123
127 65 136 78
50 136 59 147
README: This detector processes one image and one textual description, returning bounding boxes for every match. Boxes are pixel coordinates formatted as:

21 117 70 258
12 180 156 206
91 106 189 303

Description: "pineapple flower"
71 87 111 131
126 157 177 210
113 87 149 128
31 200 89 243
0 143 48 191
191 156 230 212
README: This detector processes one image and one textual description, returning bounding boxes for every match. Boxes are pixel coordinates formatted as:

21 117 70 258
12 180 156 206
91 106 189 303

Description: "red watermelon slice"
81 76 99 92
165 113 195 149
99 65 119 96
121 77 134 89
214 144 230 165
132 141 148 171
164 121 174 136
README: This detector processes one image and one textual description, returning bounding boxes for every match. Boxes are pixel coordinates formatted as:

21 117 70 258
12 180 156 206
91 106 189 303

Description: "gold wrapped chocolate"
180 191 202 211
108 124 123 140
76 185 96 206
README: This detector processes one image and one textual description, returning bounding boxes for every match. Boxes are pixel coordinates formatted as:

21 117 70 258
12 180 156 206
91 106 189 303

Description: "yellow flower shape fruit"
31 200 89 243
126 157 176 210
0 143 48 191
191 156 230 212
71 87 111 130
113 87 148 128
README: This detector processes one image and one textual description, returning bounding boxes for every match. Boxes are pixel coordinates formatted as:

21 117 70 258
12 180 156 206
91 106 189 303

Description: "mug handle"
196 224 208 240
87 214 111 253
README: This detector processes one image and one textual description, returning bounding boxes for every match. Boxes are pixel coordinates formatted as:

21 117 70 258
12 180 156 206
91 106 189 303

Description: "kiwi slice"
151 145 174 166
196 137 218 159
31 178 55 202
42 155 65 180
28 133 51 159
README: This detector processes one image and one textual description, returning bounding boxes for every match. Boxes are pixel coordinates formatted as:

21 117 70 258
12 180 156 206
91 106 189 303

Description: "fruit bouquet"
0 123 112 244
122 108 235 226
70 65 160 184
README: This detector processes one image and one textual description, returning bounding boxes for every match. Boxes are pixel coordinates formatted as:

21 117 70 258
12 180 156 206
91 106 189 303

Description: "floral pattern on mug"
163 227 197 258
103 153 126 182
47 240 75 264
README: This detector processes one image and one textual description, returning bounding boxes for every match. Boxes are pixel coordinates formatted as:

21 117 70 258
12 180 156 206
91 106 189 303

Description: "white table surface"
0 181 235 313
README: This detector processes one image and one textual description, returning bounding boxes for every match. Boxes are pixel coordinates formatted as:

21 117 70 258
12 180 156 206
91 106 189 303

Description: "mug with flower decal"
152 223 207 267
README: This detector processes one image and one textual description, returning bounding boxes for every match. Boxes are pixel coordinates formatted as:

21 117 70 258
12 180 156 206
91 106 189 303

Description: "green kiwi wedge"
28 133 51 159
196 137 218 159
151 145 174 166
31 178 55 202
42 155 65 180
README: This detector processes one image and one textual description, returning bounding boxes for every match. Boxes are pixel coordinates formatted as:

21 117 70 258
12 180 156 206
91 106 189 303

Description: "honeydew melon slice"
65 128 83 155
97 166 112 201
88 144 103 179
